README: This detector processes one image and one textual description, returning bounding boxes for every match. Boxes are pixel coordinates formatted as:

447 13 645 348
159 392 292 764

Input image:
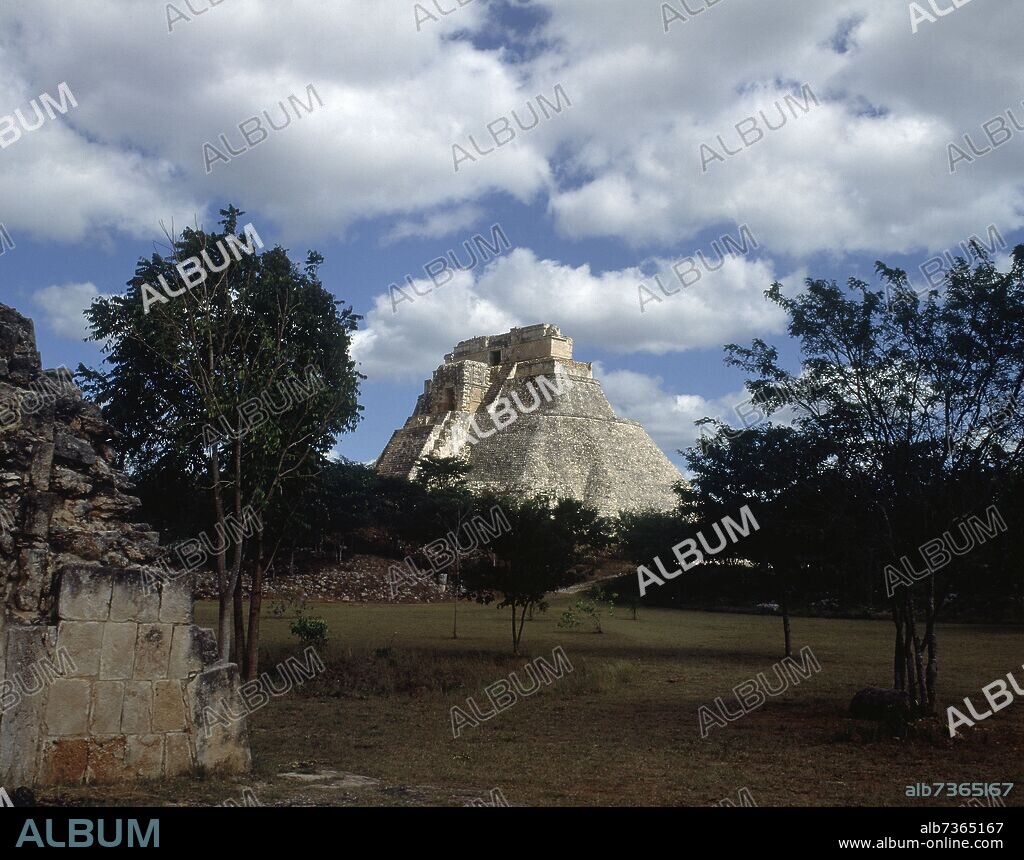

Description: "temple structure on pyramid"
376 324 682 516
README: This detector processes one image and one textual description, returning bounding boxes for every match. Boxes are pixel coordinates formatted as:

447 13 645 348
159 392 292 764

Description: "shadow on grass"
260 641 643 700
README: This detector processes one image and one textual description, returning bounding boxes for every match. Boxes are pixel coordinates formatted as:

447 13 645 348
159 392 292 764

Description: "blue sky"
2 0 1021 469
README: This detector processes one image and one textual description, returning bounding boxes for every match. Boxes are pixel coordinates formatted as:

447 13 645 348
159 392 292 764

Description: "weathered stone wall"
449 323 573 365
0 303 250 786
418 359 491 415
377 324 683 516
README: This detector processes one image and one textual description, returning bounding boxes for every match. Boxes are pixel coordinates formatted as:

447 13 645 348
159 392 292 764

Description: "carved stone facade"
377 324 682 515
0 303 250 786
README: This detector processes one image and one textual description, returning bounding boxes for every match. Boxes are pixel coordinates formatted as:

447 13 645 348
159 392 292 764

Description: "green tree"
79 206 362 676
413 453 472 494
682 423 837 656
414 454 475 639
714 245 1024 711
464 495 607 654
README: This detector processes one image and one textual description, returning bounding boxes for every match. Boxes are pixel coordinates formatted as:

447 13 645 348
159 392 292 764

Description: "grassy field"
41 595 1024 807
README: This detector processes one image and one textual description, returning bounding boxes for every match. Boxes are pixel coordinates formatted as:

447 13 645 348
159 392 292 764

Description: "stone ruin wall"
0 303 250 787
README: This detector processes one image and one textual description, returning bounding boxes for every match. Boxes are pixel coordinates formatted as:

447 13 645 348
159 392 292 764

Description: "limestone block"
123 535 160 563
56 621 103 677
40 738 89 785
60 531 108 562
99 622 137 680
164 732 194 776
86 735 129 783
134 624 173 679
29 442 54 491
159 575 193 624
202 628 224 662
0 624 57 786
58 565 112 621
152 680 186 732
89 681 125 735
53 431 97 467
121 681 152 734
126 734 164 780
168 625 217 679
109 568 159 622
56 498 92 522
186 664 252 775
44 678 90 736
50 464 91 496
89 491 139 519
13 547 48 612
24 491 57 538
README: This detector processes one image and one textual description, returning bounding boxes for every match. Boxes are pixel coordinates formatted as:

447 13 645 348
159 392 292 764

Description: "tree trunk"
232 570 246 668
245 532 265 682
209 447 231 661
516 602 528 652
228 438 245 664
780 567 792 657
906 597 926 710
924 578 938 713
451 554 459 640
901 597 919 711
511 603 519 655
218 588 232 663
892 605 905 691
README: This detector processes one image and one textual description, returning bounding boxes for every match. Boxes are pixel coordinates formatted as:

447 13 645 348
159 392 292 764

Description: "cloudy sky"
1 0 1020 468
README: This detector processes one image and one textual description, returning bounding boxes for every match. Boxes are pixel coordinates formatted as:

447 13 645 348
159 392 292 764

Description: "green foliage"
557 605 582 629
78 205 363 552
683 247 1024 611
413 454 472 494
625 595 641 621
271 595 308 619
558 593 615 633
77 204 363 672
281 455 497 563
290 612 328 646
81 206 361 474
463 493 607 653
588 584 618 605
285 459 427 552
680 246 1024 699
615 509 688 566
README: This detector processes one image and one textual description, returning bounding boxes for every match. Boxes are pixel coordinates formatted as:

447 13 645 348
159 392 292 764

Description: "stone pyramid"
376 324 682 516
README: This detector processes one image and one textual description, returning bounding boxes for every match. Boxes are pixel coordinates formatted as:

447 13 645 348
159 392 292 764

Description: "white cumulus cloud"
34 282 103 339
